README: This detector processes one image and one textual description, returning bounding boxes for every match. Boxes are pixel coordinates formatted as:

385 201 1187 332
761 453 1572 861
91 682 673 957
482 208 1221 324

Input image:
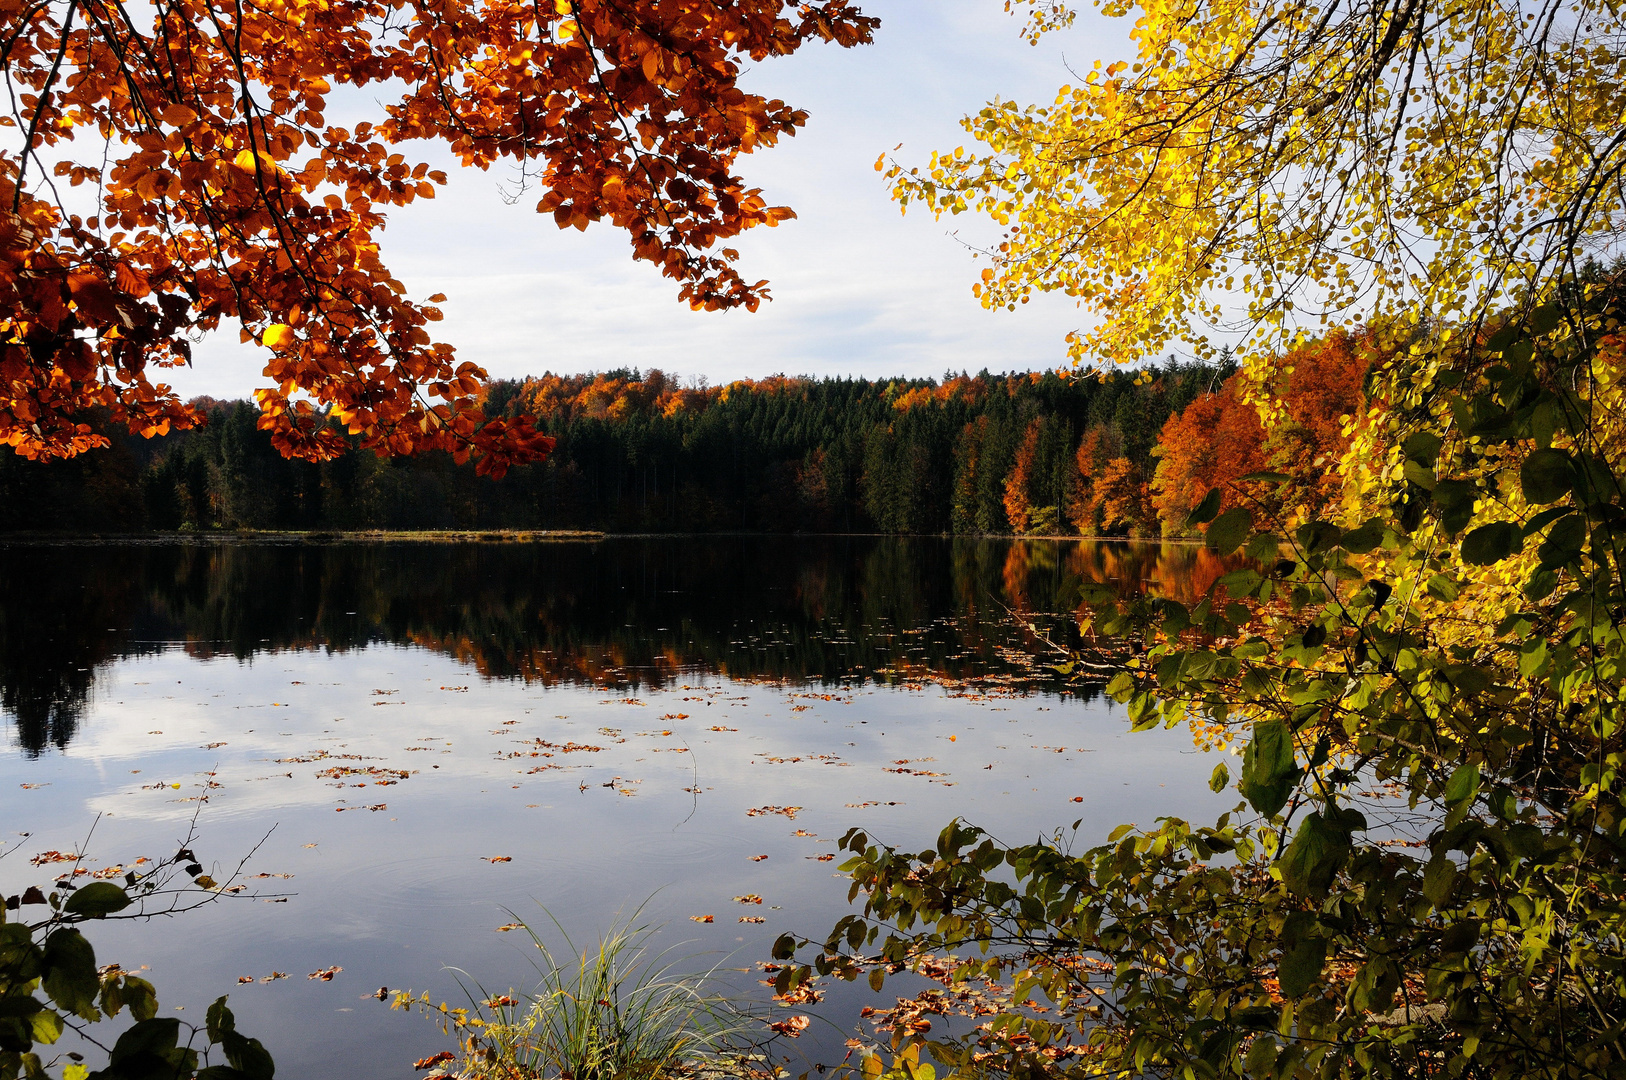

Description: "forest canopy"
0 345 1374 535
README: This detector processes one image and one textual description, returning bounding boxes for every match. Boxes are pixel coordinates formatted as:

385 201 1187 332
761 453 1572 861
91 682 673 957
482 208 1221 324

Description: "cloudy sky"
173 1 1136 399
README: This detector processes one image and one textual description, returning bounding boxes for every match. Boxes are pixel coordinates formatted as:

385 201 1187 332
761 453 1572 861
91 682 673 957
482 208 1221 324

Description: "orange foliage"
1066 425 1116 533
1264 330 1376 511
1150 380 1267 534
0 0 876 466
1094 457 1156 537
1003 420 1041 533
891 375 989 412
1150 330 1376 532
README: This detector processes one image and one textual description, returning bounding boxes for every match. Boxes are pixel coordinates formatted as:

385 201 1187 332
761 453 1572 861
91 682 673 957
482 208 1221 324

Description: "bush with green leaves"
774 279 1626 1080
1 841 274 1080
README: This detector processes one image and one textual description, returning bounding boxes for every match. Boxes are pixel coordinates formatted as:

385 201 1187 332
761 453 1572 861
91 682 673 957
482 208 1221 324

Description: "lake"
0 536 1236 1078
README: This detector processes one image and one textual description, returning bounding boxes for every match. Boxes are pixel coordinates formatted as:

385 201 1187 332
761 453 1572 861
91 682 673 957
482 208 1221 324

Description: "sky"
172 1 1137 400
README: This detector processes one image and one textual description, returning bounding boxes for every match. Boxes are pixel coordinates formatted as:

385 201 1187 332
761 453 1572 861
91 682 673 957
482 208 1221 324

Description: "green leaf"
63 882 131 919
1432 479 1476 534
1239 720 1295 818
207 996 235 1044
1530 303 1562 335
221 1030 275 1080
40 929 98 1020
1205 506 1251 554
28 1008 63 1046
1520 448 1573 504
1424 574 1459 602
1279 807 1364 897
1522 505 1572 536
1444 762 1480 827
1402 459 1436 490
1185 487 1222 527
1537 513 1586 569
106 1016 186 1067
1402 431 1442 464
1209 761 1229 793
1338 519 1385 554
1104 671 1134 700
1461 521 1524 565
1295 520 1342 554
1277 935 1328 998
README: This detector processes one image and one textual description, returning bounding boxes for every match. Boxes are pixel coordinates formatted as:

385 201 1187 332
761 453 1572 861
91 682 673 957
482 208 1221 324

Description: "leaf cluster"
783 280 1626 1080
1 840 275 1080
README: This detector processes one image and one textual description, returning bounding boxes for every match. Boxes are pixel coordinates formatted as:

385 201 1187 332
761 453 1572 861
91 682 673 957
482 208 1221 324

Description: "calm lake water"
0 536 1235 1078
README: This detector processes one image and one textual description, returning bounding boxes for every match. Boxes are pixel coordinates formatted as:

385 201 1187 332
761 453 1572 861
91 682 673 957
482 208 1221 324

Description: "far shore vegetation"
0 344 1367 541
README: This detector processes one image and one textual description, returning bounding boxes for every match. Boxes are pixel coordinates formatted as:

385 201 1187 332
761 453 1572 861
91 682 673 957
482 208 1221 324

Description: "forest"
0 331 1372 536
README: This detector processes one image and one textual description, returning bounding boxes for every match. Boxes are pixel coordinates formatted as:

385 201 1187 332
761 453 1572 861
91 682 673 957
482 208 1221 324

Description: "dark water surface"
0 537 1234 1078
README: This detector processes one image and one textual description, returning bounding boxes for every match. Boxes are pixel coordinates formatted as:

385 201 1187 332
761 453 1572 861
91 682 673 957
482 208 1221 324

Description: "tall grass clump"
397 910 767 1080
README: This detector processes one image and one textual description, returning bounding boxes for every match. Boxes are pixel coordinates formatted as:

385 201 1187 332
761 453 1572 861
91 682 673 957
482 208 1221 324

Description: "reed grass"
431 910 765 1080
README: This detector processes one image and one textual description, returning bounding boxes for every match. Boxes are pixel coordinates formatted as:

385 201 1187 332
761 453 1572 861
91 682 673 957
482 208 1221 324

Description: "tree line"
0 336 1375 536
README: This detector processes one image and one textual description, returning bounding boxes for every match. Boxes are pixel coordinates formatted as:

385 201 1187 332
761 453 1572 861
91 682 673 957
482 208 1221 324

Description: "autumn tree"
765 3 1626 1079
881 0 1624 370
1148 376 1265 533
1001 418 1040 533
1 0 877 470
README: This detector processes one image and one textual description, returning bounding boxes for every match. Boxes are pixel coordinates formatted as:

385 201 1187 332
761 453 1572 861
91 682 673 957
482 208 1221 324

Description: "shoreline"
0 528 1207 545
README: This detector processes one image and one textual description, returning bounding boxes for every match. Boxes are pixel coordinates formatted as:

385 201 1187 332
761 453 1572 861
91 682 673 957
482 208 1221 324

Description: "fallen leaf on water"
496 923 524 932
415 1051 455 1070
768 1015 810 1037
708 726 737 732
29 851 79 866
746 806 802 819
739 916 766 924
808 854 835 862
773 982 822 1004
482 995 517 1008
237 976 254 984
260 972 289 983
793 830 816 837
749 855 769 862
484 856 512 863
308 966 341 981
690 915 714 923
732 894 763 905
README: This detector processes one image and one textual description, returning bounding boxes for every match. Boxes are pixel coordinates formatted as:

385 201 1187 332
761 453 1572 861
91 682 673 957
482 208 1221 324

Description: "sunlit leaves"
1 0 876 469
881 0 1626 374
806 282 1626 1080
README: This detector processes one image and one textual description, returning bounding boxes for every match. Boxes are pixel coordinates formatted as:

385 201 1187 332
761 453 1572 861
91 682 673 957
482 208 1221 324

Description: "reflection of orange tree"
1063 542 1248 616
3 538 1239 752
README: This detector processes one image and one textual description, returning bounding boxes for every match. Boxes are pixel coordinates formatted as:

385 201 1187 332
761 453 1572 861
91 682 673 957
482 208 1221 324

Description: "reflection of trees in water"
0 549 152 756
0 537 1227 753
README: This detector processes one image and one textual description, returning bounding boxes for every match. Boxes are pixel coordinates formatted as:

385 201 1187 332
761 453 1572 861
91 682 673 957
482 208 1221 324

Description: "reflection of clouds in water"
0 538 1232 1080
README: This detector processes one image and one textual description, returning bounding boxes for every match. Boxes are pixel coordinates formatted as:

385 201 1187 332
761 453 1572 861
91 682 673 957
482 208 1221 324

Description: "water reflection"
0 536 1242 755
